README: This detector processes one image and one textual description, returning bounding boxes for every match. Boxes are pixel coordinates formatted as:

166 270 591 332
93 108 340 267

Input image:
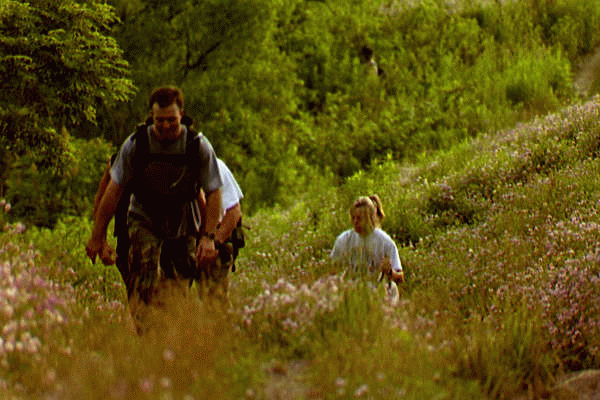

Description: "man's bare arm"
86 180 124 263
93 160 112 218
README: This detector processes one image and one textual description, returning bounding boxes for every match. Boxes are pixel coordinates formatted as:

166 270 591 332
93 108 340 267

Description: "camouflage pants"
195 242 235 307
115 234 130 292
127 217 197 332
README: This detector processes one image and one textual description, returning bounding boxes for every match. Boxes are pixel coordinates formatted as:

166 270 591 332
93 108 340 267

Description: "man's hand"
196 235 218 265
85 236 105 265
99 243 116 266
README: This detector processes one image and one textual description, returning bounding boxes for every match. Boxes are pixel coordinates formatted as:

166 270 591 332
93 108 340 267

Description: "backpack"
114 117 202 237
225 217 246 272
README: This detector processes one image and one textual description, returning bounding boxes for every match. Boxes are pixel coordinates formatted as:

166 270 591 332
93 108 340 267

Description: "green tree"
0 0 135 172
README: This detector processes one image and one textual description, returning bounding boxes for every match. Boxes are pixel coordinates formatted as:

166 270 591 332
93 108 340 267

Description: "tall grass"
4 0 600 393
2 97 600 398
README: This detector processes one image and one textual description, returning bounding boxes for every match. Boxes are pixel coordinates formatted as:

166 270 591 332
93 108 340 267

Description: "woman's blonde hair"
350 194 385 231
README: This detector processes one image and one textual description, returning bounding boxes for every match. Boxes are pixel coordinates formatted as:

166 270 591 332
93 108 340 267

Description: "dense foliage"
98 0 600 213
4 0 600 225
0 0 134 193
4 138 113 228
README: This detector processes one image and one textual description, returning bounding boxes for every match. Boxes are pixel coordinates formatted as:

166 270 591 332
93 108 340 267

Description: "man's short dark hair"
361 45 374 60
149 86 184 110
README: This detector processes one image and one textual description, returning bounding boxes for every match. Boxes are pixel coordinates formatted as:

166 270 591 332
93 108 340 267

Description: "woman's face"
351 208 369 235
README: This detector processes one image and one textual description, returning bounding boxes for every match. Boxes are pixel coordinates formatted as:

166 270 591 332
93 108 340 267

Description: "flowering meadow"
3 98 600 399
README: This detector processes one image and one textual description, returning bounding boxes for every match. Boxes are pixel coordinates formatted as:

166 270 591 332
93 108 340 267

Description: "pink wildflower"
163 348 175 362
44 369 56 386
335 377 347 388
13 223 26 234
354 384 369 397
2 305 13 318
160 377 172 389
139 377 154 394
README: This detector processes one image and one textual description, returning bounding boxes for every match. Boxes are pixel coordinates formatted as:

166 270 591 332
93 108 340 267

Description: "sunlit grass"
3 97 600 397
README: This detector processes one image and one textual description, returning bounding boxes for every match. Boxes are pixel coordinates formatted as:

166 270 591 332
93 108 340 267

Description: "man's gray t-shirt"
111 125 222 238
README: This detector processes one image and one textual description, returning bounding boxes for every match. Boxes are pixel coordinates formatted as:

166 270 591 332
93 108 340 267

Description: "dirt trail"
573 46 600 98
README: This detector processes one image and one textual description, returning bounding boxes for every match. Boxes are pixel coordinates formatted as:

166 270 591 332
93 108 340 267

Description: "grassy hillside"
1 97 600 398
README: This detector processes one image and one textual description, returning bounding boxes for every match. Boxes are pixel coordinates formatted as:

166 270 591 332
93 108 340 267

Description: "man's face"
151 102 183 142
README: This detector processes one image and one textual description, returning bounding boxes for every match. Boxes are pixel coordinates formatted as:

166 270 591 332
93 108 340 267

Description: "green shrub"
5 137 114 228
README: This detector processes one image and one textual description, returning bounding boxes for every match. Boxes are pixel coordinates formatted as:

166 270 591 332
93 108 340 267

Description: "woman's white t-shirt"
217 158 243 216
330 228 402 277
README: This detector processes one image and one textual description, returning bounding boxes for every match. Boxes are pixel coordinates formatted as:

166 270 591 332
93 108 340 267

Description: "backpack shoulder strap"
130 123 151 188
133 122 149 150
184 127 202 166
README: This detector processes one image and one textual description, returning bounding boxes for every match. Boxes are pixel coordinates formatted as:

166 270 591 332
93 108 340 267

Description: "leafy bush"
4 137 114 228
0 0 134 172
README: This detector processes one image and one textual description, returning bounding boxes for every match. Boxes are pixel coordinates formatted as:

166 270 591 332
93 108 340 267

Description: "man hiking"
86 86 223 333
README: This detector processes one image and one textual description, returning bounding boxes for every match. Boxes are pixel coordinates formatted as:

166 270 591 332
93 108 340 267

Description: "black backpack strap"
228 217 246 272
184 127 202 176
112 150 130 238
180 116 201 171
126 123 149 205
134 122 150 150
132 122 150 175
181 115 193 127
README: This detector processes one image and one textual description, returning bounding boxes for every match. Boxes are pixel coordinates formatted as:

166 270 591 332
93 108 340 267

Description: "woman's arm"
215 203 241 244
380 257 405 285
380 233 404 284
